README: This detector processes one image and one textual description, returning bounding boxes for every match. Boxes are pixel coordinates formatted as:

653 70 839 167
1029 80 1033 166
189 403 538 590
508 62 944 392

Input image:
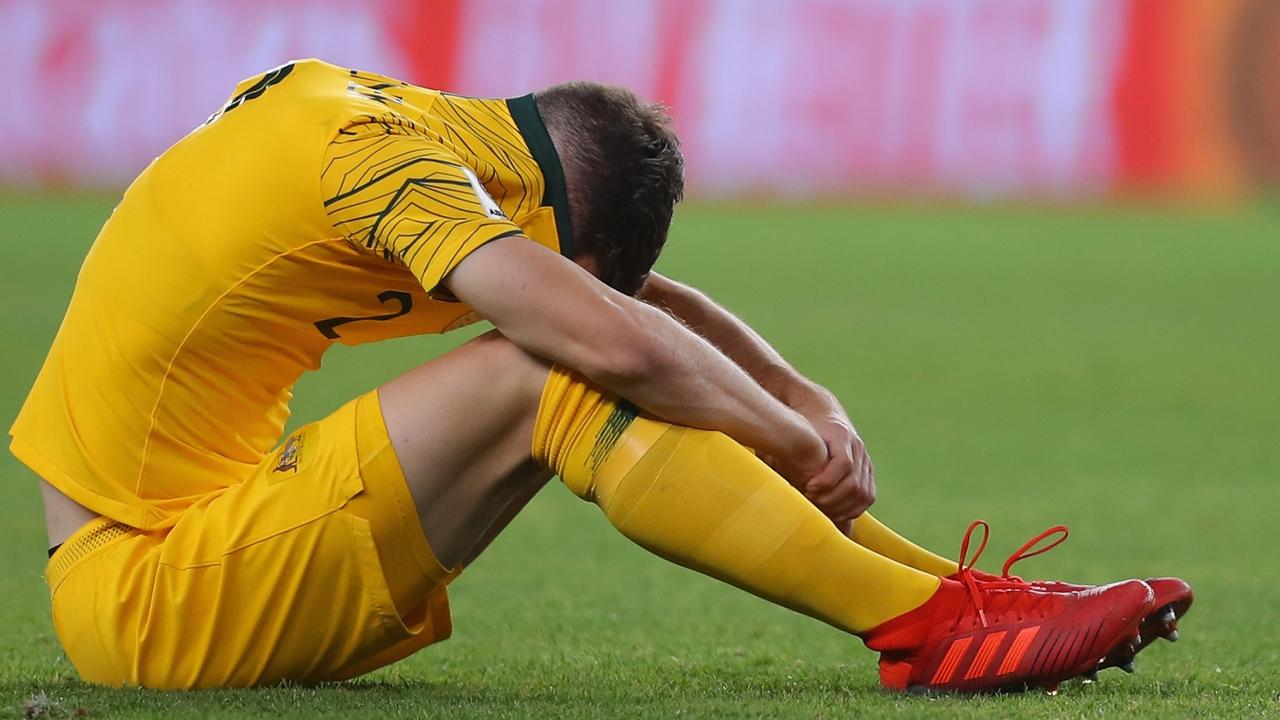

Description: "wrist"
757 364 815 406
779 409 826 468
773 373 838 416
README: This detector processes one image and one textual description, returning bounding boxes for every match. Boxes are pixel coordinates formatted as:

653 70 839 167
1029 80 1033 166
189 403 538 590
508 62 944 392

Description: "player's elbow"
590 343 661 389
577 307 664 389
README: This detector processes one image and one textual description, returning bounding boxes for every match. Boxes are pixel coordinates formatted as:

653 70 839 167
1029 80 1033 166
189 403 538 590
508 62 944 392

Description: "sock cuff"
533 365 664 499
532 365 614 493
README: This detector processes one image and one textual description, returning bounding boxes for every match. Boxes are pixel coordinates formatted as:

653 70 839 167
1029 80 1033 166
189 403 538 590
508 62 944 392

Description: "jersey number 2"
314 290 413 339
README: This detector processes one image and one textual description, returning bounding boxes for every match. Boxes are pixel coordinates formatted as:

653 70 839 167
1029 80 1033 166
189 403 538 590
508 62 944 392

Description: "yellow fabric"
10 59 569 530
531 365 621 497
848 513 961 578
44 391 454 688
533 366 941 634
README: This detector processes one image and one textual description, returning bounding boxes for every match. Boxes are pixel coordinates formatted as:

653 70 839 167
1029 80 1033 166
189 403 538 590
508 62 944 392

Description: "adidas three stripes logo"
930 626 1042 685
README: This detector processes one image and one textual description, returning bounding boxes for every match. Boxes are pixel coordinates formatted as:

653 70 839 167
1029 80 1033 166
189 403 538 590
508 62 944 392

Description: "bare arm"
639 272 874 522
443 237 826 481
638 272 822 405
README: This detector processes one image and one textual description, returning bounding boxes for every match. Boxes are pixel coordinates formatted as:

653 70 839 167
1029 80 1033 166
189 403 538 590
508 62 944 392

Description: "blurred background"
3 0 1279 199
2 1 1278 716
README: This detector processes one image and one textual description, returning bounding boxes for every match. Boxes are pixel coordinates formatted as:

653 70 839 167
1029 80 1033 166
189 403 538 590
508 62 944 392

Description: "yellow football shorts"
43 391 457 688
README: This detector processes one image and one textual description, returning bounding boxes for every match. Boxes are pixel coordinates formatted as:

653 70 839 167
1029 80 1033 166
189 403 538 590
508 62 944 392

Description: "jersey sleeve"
320 121 522 292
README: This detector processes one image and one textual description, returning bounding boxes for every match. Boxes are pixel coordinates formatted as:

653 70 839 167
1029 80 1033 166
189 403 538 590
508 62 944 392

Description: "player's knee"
473 329 549 378
457 330 553 407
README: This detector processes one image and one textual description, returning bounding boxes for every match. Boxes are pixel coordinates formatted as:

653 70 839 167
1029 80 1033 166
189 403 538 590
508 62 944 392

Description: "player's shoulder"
226 58 344 93
217 58 335 107
212 58 434 124
230 59 518 141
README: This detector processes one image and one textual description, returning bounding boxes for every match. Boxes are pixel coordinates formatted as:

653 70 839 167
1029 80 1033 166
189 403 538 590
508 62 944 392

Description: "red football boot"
866 521 1153 693
957 524 1193 678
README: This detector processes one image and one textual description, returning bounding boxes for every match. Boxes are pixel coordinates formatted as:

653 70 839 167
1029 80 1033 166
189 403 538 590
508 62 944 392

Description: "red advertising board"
0 0 1267 197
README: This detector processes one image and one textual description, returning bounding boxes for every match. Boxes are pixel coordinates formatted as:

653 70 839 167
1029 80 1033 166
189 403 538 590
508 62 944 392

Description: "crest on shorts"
273 432 305 474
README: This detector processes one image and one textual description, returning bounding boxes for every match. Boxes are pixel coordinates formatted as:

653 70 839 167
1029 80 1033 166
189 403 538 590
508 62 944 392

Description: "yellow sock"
532 366 940 634
847 513 960 578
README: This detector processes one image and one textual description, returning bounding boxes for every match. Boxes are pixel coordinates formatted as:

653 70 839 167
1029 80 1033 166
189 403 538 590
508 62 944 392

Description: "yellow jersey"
10 59 575 529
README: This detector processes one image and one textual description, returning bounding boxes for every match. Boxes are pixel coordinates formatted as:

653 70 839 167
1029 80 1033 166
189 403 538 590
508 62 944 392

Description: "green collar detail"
506 94 575 260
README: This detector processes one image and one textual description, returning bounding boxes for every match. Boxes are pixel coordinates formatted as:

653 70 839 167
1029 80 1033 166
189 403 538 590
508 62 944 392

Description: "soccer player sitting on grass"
11 60 1190 692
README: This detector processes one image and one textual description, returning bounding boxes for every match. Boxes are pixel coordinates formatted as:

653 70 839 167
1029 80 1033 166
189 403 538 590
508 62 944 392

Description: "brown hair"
535 82 684 295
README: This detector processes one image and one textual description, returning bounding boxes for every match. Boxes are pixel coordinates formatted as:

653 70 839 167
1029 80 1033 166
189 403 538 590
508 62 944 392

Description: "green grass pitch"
2 194 1278 718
